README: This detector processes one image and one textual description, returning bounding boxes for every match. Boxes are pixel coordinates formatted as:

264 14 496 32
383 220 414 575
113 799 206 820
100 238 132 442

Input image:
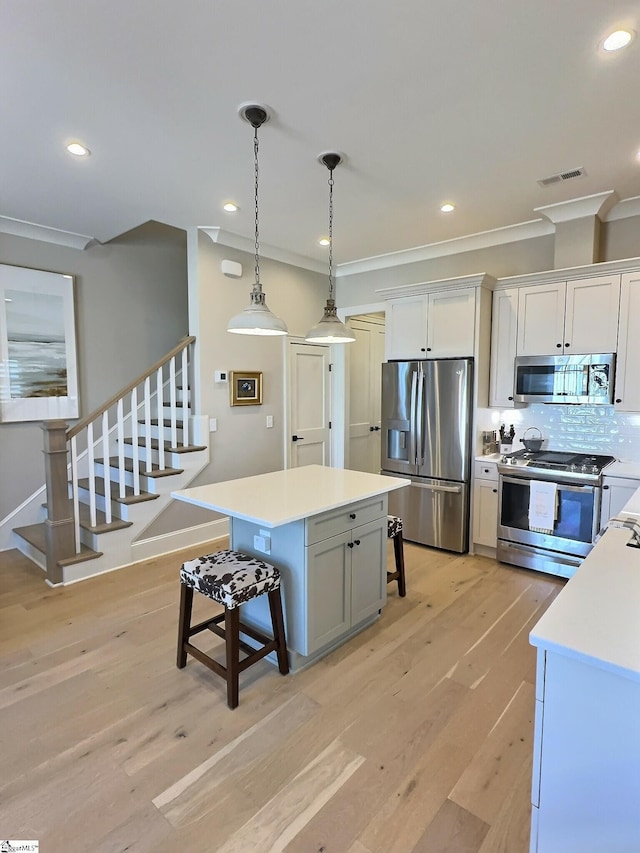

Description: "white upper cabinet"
516 282 566 356
517 275 620 356
386 287 475 360
614 272 640 411
564 275 620 354
489 288 519 407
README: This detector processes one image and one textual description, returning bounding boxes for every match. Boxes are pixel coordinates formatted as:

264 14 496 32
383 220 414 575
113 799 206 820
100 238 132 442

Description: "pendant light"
227 104 288 336
305 153 355 344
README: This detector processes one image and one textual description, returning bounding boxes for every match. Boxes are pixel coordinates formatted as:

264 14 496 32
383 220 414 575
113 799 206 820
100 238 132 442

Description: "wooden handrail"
67 335 195 439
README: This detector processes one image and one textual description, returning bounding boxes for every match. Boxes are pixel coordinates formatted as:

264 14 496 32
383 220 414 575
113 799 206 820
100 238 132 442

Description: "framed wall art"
0 264 80 423
230 370 263 406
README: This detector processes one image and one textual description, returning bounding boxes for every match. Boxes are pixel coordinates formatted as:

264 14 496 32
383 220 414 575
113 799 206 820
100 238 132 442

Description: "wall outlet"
253 533 271 554
266 415 274 428
209 417 217 432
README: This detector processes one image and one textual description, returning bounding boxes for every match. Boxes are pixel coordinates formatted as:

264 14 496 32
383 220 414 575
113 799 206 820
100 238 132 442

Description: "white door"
348 316 385 474
288 341 332 467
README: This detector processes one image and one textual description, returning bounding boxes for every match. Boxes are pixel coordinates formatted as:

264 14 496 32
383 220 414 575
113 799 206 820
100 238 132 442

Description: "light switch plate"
209 417 217 432
266 415 274 428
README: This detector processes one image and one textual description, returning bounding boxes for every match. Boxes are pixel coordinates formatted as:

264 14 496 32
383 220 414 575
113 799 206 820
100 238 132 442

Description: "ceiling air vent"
538 167 587 187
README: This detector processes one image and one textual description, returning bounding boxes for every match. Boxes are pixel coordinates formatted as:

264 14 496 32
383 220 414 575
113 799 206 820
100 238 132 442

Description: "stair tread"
14 523 47 551
14 523 102 565
101 457 184 478
122 437 206 453
77 477 160 504
77 503 134 534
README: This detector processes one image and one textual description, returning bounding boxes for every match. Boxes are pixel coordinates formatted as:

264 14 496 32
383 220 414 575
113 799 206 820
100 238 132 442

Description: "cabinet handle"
426 347 432 352
347 542 354 549
420 347 426 352
354 539 361 546
564 342 570 347
616 398 622 404
350 513 356 519
603 485 609 490
556 343 562 348
492 488 498 493
508 396 513 401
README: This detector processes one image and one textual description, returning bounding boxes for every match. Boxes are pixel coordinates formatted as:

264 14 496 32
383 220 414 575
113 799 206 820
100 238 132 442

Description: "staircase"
12 336 211 585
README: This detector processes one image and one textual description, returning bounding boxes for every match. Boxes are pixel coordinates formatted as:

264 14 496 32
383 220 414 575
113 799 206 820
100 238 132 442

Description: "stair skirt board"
50 519 229 586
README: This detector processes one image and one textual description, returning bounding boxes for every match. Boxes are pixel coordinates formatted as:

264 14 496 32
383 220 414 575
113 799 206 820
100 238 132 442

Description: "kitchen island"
528 492 640 852
171 465 408 671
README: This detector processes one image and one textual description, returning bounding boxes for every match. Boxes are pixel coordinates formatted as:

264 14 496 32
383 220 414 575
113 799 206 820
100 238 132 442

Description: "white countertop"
171 465 409 528
530 515 640 682
603 460 640 479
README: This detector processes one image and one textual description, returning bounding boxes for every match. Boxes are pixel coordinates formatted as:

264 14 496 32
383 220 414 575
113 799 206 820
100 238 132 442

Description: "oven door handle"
499 475 595 494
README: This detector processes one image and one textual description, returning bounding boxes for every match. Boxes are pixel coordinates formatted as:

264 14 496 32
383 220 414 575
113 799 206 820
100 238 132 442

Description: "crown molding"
534 190 618 224
376 272 497 300
336 219 555 278
199 226 325 274
603 194 640 221
0 216 96 250
495 255 640 289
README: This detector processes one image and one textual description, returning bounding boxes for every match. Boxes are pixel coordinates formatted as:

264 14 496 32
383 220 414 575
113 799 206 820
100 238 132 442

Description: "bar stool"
177 549 289 709
387 515 407 597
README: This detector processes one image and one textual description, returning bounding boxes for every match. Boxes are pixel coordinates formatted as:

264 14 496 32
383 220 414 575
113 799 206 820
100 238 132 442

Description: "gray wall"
0 223 188 521
141 228 328 536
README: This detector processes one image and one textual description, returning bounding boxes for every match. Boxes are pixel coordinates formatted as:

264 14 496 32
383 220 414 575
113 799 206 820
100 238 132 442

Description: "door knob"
373 426 380 431
292 435 305 441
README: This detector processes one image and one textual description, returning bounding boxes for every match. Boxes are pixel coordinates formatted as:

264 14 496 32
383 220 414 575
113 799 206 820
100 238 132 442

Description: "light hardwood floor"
0 539 563 852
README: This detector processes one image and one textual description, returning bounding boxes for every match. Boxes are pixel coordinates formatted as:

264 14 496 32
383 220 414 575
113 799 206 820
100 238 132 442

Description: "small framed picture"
230 370 263 406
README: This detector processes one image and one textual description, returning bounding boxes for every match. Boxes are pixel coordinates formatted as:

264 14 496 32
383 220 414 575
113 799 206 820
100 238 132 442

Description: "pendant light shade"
227 104 288 336
305 153 355 344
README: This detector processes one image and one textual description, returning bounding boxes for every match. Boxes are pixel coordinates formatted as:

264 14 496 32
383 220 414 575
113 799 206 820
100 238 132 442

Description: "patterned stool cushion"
180 549 280 610
387 515 403 539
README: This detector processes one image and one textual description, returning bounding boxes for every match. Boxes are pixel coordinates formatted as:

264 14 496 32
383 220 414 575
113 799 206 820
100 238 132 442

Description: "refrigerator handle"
409 371 418 464
416 368 425 466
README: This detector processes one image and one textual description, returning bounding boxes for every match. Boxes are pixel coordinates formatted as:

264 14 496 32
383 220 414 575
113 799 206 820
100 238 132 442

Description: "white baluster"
157 366 165 470
87 421 97 528
131 387 140 495
169 356 177 449
144 376 152 474
117 398 125 500
102 410 112 524
70 435 81 553
181 344 189 447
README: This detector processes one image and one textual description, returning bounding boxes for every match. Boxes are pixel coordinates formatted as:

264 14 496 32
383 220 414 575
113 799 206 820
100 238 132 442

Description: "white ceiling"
2 0 640 266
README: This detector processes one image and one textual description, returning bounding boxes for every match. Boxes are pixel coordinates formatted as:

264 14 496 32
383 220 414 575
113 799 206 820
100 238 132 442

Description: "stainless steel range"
497 449 615 579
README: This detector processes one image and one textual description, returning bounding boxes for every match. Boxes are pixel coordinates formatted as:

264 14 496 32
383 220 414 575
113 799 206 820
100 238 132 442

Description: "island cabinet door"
306 531 351 654
350 517 387 625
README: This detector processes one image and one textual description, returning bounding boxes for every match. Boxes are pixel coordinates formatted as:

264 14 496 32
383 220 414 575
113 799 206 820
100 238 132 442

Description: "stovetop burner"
499 448 616 481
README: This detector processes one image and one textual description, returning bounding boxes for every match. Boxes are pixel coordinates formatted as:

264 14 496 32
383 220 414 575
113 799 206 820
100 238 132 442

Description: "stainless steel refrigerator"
380 358 473 552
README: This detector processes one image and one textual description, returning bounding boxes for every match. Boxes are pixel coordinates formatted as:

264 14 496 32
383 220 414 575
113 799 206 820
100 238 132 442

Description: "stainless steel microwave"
514 353 615 404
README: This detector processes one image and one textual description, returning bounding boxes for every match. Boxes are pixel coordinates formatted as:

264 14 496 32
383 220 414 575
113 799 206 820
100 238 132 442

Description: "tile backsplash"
477 404 640 462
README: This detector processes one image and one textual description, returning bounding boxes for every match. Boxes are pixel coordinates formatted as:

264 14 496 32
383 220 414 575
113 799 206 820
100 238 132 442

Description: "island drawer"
305 495 387 545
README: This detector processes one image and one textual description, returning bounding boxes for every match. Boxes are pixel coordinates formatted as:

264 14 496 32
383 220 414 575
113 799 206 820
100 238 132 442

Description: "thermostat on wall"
214 370 228 383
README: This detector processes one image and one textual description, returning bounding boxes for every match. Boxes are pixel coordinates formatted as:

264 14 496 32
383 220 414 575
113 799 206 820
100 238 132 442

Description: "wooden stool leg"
393 532 407 597
225 606 240 709
268 588 290 675
177 583 194 668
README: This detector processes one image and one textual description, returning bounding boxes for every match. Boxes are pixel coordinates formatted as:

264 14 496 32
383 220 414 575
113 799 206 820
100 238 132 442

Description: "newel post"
41 419 75 585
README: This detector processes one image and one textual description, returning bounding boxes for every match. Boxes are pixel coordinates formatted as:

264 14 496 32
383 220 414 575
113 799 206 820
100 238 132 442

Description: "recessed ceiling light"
223 201 239 212
440 202 455 213
318 237 330 246
66 142 90 157
602 29 634 51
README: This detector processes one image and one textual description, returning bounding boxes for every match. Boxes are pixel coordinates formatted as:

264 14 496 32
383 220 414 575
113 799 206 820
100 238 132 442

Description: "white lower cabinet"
531 649 640 852
231 494 387 668
601 474 640 525
472 460 499 548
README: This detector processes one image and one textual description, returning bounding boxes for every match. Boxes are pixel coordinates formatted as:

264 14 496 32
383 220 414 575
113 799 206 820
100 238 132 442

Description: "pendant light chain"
254 125 261 289
328 168 334 302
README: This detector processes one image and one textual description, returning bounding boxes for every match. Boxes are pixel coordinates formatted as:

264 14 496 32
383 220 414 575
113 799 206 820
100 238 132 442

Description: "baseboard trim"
131 518 229 561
